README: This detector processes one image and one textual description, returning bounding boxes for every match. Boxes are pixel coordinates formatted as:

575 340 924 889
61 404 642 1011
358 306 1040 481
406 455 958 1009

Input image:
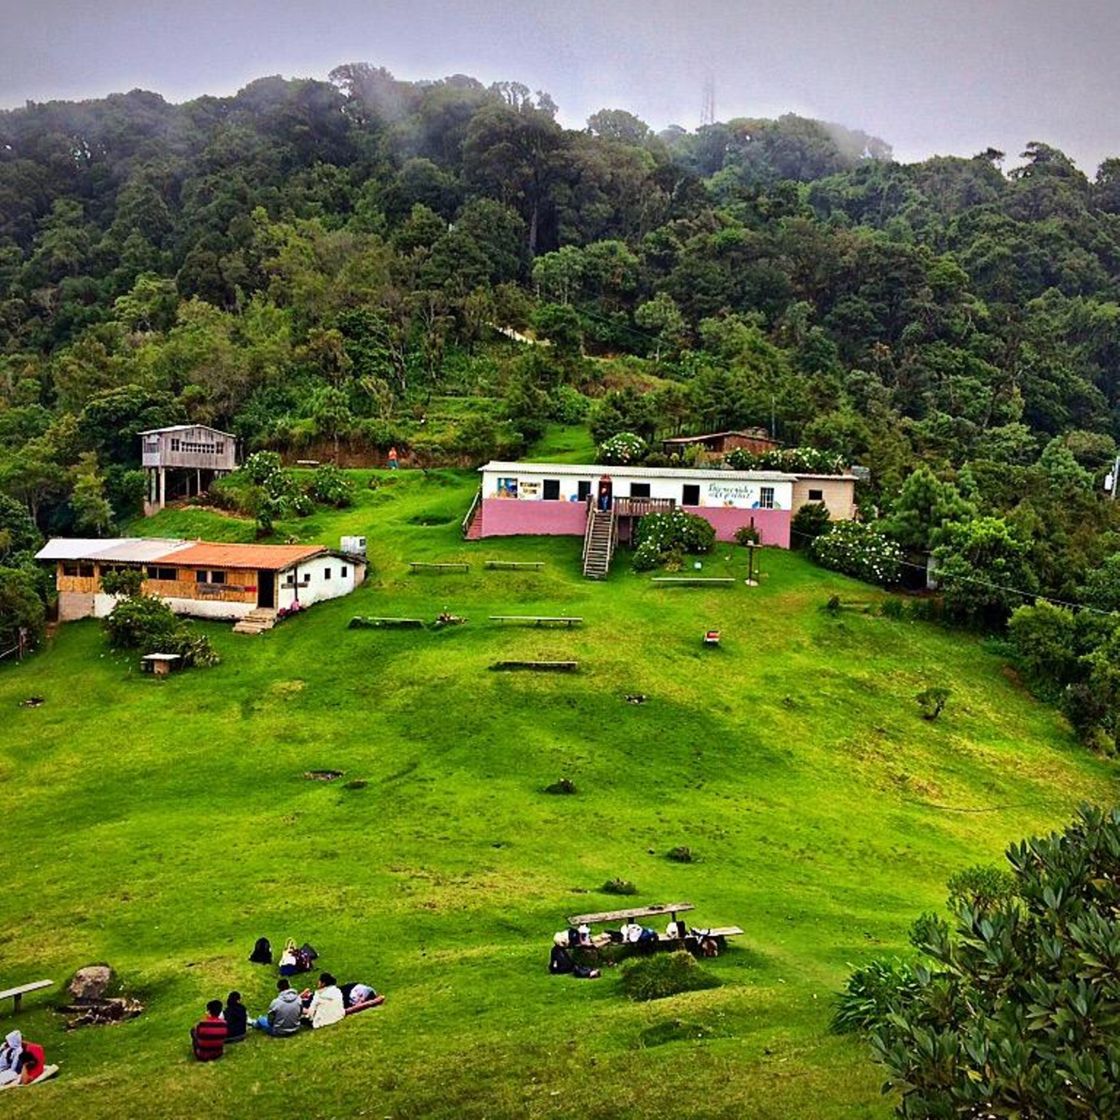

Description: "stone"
67 965 113 1004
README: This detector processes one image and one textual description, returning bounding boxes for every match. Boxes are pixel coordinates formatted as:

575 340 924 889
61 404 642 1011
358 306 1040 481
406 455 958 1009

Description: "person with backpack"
190 1000 228 1062
253 979 303 1037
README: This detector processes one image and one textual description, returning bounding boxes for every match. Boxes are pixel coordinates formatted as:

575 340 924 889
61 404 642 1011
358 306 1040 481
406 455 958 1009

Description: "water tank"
341 535 368 557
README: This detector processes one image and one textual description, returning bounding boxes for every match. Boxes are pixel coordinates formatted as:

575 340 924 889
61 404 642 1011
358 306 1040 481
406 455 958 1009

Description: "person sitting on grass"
339 981 383 1010
278 939 300 976
224 991 247 1042
302 972 345 1029
191 1000 228 1062
253 979 303 1037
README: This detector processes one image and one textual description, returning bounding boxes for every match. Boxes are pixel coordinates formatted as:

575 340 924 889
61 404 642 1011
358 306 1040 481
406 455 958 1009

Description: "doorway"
597 476 613 511
257 570 275 608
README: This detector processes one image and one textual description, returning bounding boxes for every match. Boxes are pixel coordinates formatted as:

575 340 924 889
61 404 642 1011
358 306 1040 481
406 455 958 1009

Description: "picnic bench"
409 562 469 574
564 904 743 952
491 660 579 672
652 577 736 586
348 616 424 629
141 653 181 676
0 980 51 1014
568 903 695 926
484 560 544 571
489 615 583 628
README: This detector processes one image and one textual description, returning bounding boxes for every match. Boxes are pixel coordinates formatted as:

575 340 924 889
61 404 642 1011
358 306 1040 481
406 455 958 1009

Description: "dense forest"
4 64 1120 663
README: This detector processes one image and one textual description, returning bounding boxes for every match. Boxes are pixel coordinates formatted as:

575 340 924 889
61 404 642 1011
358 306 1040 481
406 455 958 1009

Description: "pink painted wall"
480 499 589 537
685 506 790 548
480 498 791 548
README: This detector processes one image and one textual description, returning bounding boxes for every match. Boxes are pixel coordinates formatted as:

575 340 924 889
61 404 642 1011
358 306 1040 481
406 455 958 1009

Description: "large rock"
67 965 113 1004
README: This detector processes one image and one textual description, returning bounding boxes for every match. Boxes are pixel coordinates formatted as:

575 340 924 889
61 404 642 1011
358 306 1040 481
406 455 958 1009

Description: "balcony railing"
612 497 676 518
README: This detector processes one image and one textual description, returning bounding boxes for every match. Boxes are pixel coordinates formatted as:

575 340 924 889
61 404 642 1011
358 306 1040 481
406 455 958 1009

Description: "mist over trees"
3 64 1120 632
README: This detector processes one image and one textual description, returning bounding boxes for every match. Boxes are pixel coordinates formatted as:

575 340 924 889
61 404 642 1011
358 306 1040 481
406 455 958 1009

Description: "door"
257 570 275 608
597 476 613 511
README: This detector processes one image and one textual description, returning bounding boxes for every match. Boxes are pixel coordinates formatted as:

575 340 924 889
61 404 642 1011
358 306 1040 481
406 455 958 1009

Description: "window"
301 573 311 584
196 570 209 583
216 442 224 454
209 570 226 585
283 574 295 587
341 566 348 578
170 438 180 451
577 480 591 501
150 567 177 581
808 488 823 501
542 479 560 501
758 486 775 510
682 484 700 506
630 482 651 499
62 562 80 577
324 568 332 580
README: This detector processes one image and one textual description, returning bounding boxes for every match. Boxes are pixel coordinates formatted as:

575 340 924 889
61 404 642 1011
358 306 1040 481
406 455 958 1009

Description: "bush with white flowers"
810 521 902 586
598 431 648 466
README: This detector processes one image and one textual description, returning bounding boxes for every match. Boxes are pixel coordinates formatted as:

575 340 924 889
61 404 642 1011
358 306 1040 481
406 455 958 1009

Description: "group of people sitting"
0 1030 56 1090
190 937 384 1062
548 917 719 978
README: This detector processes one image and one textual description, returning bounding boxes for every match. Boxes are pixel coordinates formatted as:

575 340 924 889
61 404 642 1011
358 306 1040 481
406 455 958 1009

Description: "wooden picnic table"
652 577 736 586
567 903 695 926
484 560 544 570
141 653 181 676
489 615 582 627
0 980 51 1013
409 562 469 573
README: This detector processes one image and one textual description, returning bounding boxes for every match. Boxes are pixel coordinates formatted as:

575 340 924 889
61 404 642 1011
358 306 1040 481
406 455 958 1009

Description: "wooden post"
158 467 166 510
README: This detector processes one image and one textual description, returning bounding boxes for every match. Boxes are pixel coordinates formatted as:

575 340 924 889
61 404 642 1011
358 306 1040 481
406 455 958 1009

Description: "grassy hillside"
0 468 1112 1119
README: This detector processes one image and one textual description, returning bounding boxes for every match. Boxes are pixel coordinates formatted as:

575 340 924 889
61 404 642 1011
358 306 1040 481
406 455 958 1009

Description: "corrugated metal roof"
479 461 802 483
155 542 326 571
661 430 777 443
138 424 236 438
35 538 194 562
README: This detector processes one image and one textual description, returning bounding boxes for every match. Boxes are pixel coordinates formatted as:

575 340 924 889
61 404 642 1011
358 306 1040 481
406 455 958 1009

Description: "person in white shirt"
304 973 345 1030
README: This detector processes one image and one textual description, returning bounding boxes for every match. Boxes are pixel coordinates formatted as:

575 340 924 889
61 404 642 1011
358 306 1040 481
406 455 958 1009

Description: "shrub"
878 597 905 620
244 450 283 485
597 431 648 465
600 877 637 896
632 509 716 571
810 522 902 585
100 567 145 598
666 846 694 863
102 593 218 668
945 864 1018 913
544 778 577 795
790 501 831 546
733 524 760 546
307 464 354 508
547 385 591 424
726 446 847 474
831 958 920 1035
620 952 721 1002
0 566 46 651
915 686 950 720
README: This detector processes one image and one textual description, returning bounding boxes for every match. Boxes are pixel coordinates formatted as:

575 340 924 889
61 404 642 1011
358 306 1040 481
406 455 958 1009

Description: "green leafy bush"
810 522 902 585
915 686 950 720
601 877 637 895
666 846 694 863
945 864 1018 913
597 431 648 465
308 464 354 508
725 447 847 474
0 566 46 651
102 594 218 668
620 952 721 1002
733 524 760 546
790 501 831 546
633 509 716 571
100 567 145 598
831 958 920 1035
878 597 905 620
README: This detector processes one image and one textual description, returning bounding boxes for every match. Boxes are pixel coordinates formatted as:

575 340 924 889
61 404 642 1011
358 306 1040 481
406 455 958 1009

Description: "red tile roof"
153 542 326 571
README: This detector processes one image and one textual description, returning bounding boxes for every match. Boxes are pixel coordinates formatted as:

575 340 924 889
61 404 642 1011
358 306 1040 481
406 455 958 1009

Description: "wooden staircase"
582 504 617 579
232 607 278 635
462 487 483 540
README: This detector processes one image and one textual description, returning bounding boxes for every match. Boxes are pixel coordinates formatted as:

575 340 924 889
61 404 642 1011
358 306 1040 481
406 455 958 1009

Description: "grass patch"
620 953 722 1001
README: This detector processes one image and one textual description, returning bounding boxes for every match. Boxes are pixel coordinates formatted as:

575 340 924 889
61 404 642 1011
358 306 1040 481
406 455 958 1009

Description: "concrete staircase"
582 507 616 579
232 608 278 635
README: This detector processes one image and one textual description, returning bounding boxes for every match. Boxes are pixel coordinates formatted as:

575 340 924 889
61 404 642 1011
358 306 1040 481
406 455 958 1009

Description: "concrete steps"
232 608 278 635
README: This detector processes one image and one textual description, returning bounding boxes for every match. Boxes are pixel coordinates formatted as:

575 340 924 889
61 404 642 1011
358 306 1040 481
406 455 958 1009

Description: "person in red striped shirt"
190 1000 228 1062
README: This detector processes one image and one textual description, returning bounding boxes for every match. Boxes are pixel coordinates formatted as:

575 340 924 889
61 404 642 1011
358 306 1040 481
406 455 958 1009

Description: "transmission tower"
701 75 715 127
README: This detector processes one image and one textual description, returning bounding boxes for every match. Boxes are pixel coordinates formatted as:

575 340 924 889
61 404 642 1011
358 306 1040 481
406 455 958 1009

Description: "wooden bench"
409 562 469 574
0 980 51 1013
484 561 544 571
348 617 424 629
489 616 583 627
568 903 694 926
491 660 579 672
141 653 181 676
652 577 736 586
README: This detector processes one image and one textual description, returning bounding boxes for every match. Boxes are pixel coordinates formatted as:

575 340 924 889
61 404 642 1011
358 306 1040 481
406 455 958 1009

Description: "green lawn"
1 468 1113 1119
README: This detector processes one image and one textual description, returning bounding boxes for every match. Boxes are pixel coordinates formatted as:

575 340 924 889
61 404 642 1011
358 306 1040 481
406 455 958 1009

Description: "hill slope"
0 469 1112 1119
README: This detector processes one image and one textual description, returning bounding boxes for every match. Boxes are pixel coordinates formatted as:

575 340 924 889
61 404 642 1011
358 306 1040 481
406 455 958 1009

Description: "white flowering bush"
810 521 902 585
598 431 648 465
726 447 847 474
633 509 716 571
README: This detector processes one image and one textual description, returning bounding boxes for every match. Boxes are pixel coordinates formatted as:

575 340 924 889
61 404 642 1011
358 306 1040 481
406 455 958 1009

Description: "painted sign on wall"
705 481 757 507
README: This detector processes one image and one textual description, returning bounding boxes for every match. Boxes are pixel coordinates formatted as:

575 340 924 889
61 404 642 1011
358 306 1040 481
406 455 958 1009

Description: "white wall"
483 469 793 510
90 592 255 620
278 555 363 610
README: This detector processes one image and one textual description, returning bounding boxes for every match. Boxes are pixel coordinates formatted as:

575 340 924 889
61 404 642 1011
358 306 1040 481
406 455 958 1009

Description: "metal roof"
661 430 778 444
155 542 327 571
138 424 236 438
35 538 195 563
479 461 802 483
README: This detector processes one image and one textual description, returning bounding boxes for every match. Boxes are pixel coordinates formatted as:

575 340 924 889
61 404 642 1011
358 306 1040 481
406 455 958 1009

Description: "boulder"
67 965 113 1004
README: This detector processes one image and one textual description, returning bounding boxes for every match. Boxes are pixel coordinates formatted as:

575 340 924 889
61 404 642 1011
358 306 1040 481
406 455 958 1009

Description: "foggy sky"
3 0 1119 174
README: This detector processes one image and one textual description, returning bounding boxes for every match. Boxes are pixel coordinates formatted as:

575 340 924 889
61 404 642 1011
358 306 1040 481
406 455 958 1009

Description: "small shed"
140 425 238 515
661 429 781 460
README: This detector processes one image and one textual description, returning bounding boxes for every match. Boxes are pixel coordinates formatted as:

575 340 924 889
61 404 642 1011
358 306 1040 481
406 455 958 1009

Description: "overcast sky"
3 0 1118 174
